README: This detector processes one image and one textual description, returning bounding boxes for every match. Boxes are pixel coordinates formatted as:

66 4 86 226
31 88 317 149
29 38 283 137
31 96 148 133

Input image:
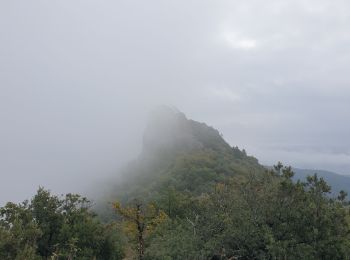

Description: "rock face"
142 106 198 155
142 106 231 157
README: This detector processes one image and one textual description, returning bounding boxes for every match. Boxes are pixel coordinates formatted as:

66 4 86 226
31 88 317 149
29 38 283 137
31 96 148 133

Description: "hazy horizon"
1 0 350 205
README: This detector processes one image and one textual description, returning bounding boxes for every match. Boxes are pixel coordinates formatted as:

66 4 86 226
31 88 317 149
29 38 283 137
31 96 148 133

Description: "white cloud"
206 86 241 102
221 32 258 50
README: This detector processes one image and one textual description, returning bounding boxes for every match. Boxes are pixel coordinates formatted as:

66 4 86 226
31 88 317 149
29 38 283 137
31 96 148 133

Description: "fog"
1 0 350 205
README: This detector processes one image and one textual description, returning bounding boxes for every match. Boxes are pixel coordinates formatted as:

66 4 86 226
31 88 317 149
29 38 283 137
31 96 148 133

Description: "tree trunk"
136 204 145 260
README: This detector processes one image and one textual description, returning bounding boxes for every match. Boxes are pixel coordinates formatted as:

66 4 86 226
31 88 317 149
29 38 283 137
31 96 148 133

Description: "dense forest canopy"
1 110 350 259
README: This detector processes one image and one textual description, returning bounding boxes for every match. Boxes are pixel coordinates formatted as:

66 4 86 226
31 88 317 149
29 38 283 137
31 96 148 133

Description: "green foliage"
0 188 125 260
293 168 350 196
141 165 350 259
144 219 204 260
0 201 41 259
114 200 167 260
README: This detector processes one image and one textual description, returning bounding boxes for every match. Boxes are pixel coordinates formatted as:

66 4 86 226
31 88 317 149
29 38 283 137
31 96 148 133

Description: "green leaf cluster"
0 188 125 260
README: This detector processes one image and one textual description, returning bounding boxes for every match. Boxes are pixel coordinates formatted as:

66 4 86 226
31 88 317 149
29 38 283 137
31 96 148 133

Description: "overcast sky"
1 0 350 204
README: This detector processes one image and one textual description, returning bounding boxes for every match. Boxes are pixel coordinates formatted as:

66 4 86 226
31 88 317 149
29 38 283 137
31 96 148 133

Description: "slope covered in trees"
2 108 350 259
96 107 264 217
141 166 350 259
95 108 350 259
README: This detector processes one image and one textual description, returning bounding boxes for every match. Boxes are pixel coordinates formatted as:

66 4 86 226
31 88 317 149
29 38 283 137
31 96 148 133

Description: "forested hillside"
95 107 264 220
1 109 350 259
95 108 350 259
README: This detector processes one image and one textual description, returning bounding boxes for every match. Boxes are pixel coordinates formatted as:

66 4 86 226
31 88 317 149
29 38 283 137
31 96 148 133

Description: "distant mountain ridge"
293 168 350 196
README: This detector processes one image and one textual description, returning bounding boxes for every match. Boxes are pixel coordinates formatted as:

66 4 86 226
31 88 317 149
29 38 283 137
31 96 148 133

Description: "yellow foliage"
113 200 167 240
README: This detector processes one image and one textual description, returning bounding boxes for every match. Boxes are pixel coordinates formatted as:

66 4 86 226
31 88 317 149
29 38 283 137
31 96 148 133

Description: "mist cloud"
1 0 350 204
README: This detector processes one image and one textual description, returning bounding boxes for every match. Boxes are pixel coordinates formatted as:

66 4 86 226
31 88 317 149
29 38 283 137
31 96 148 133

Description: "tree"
114 200 167 260
0 201 41 259
0 188 125 259
142 164 350 259
30 188 63 258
